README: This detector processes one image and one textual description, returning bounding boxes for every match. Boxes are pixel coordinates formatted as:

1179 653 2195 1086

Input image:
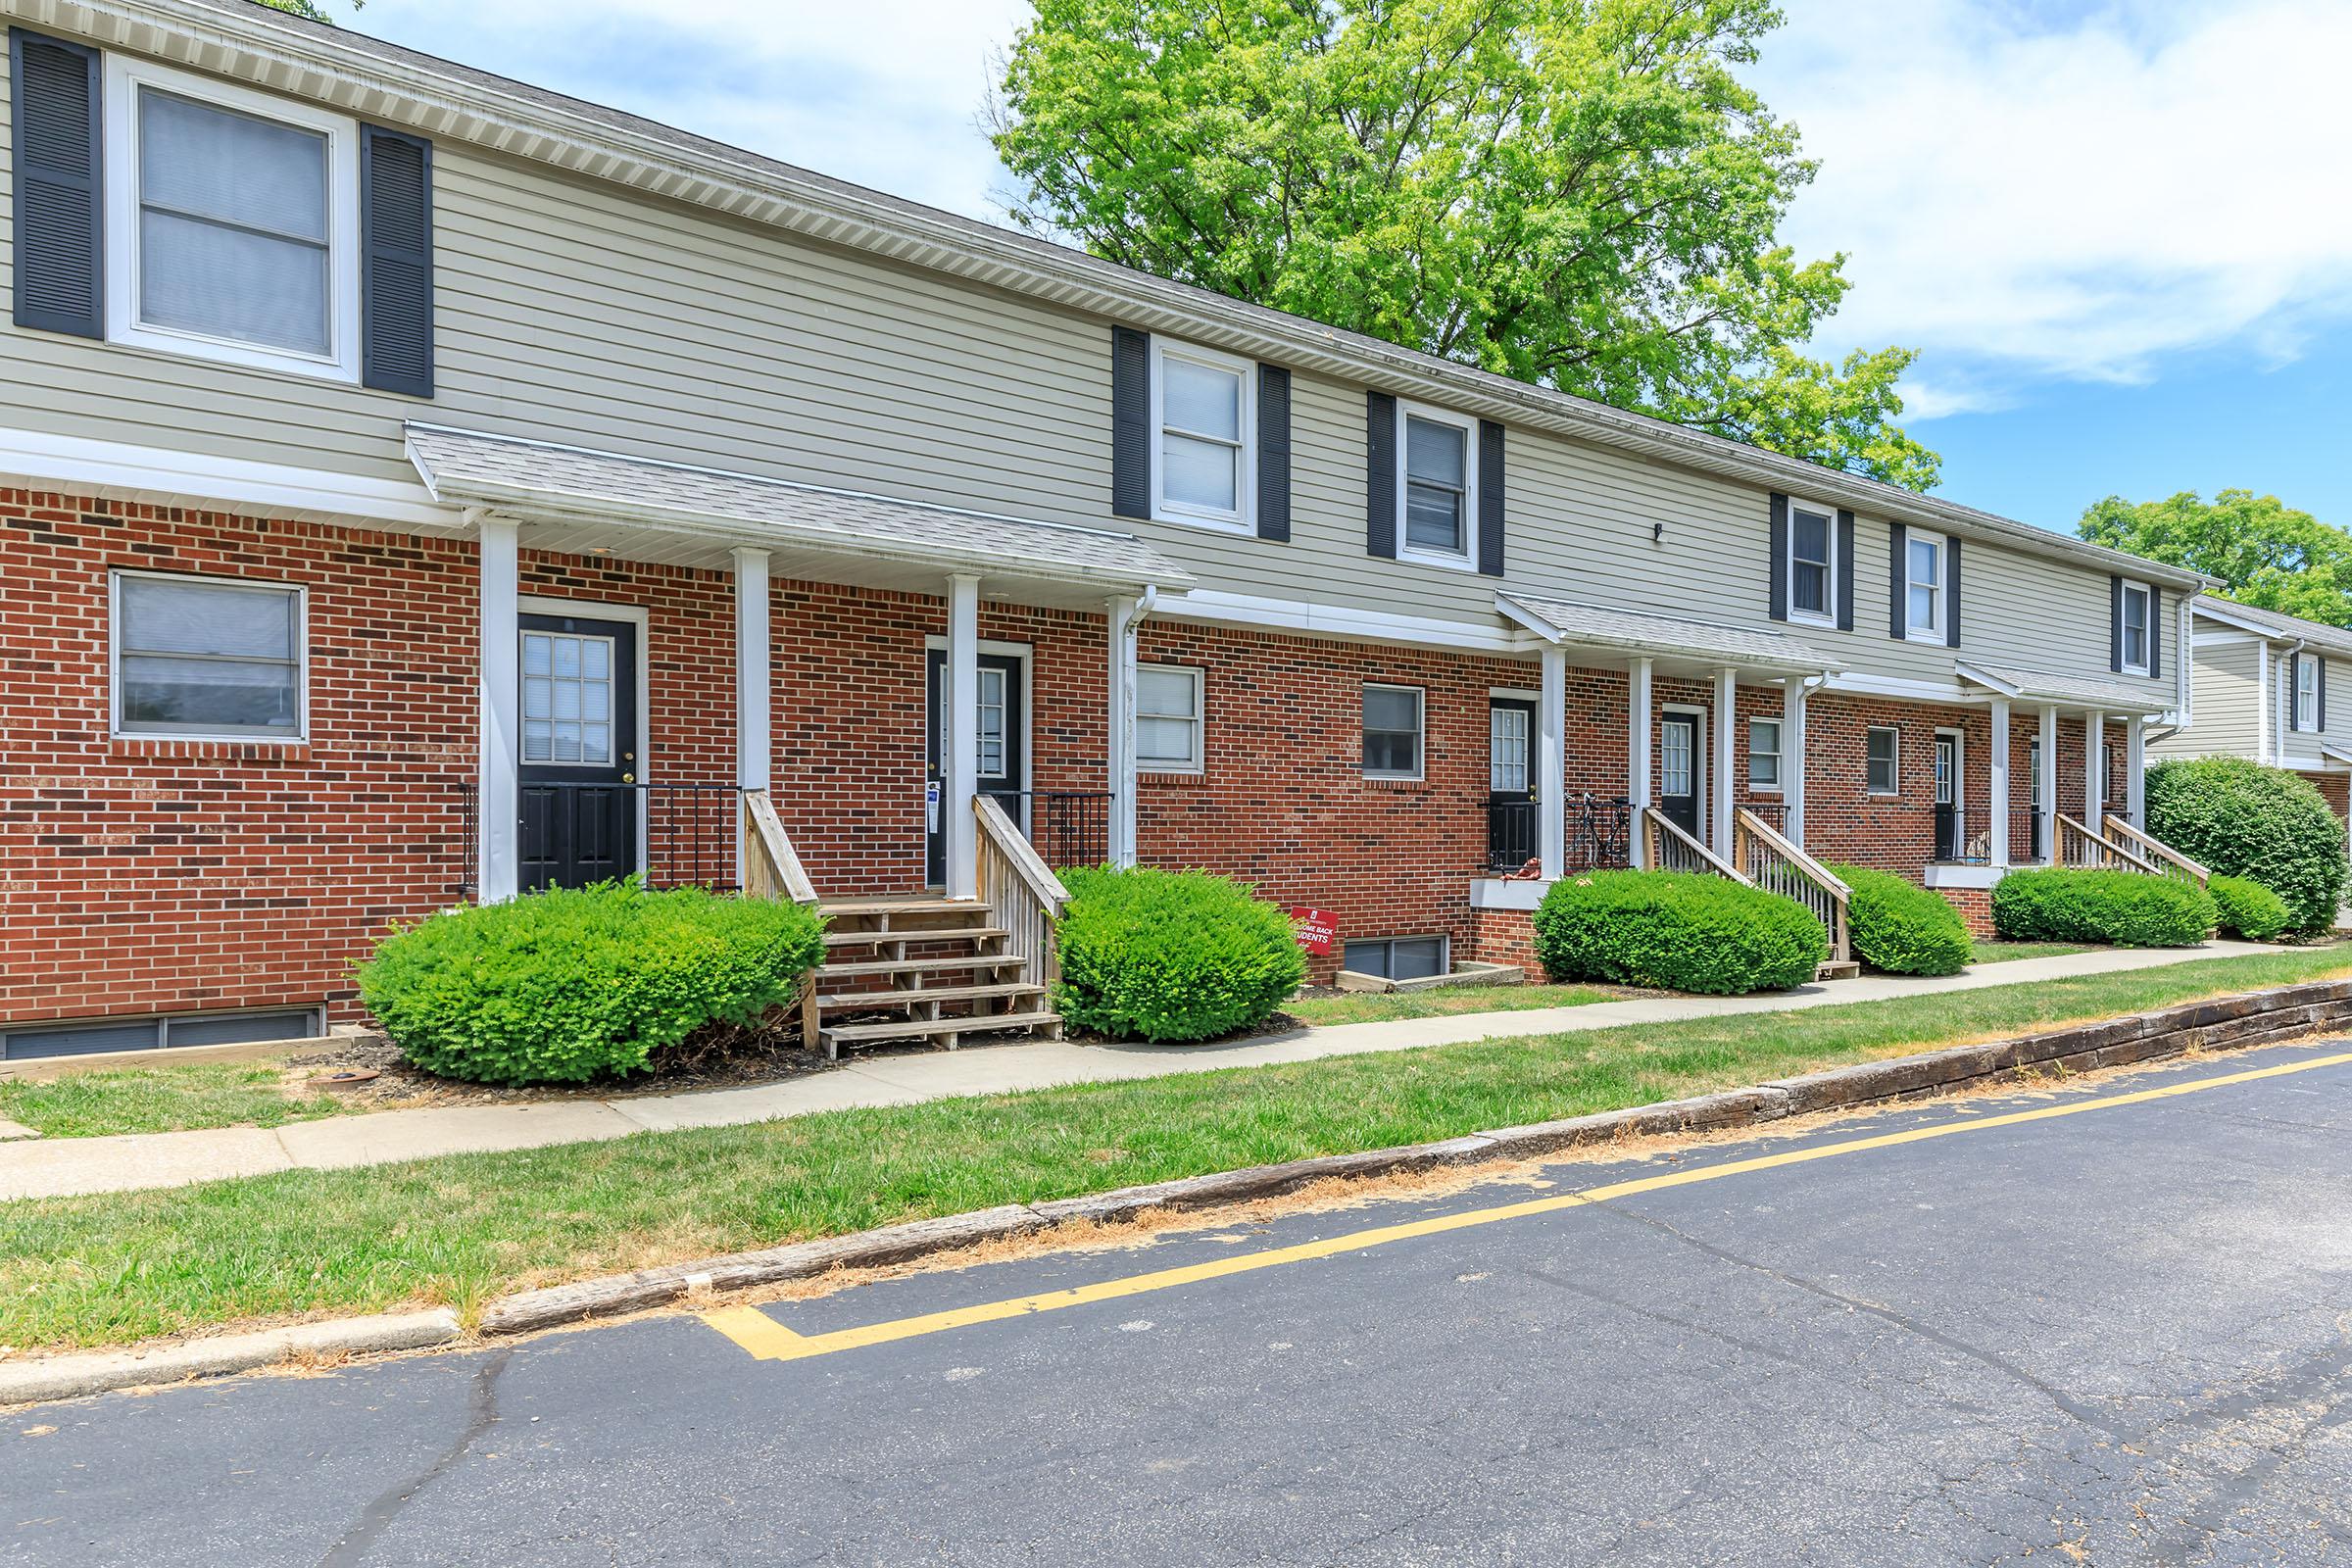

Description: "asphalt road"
10 1042 2352 1567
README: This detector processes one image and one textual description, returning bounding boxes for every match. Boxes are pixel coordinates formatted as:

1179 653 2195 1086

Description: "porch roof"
405 423 1191 601
1494 591 1838 677
1955 662 2173 716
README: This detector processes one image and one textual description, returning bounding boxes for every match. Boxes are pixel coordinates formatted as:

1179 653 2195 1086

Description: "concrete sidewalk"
0 941 2281 1202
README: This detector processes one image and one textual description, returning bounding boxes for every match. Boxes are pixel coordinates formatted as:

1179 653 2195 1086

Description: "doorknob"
622 772 636 783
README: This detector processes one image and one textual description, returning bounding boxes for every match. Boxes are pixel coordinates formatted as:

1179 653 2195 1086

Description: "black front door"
1933 733 1961 861
926 650 1027 886
2028 738 2047 860
517 612 639 892
1487 697 1539 871
1658 712 1701 839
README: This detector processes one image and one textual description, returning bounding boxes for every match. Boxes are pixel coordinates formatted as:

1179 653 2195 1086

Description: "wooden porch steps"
808 896 1060 1060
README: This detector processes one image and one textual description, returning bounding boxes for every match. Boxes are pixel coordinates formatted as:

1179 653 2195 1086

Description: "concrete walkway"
0 941 2282 1203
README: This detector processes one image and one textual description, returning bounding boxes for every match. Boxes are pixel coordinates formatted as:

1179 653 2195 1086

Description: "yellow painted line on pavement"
704 1046 2352 1365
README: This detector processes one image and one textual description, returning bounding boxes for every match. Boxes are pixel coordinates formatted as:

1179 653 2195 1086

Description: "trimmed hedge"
1989 867 2216 948
2209 873 2294 943
357 881 826 1085
2147 757 2346 933
1054 866 1306 1043
1532 871 1827 995
1828 863 1973 976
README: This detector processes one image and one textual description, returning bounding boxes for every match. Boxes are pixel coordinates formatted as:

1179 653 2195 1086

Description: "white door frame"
1661 701 1708 836
517 594 653 880
923 634 1035 883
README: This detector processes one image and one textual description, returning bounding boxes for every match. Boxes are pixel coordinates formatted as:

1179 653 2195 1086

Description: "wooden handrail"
1639 806 1753 885
1733 808 1851 963
2103 813 2210 885
2055 812 2157 875
740 789 819 906
975 794 1068 990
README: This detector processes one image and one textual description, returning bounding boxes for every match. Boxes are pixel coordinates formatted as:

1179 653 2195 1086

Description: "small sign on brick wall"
1290 906 1339 956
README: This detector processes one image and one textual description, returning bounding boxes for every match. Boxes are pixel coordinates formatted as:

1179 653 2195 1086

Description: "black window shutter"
1366 391 1397 560
360 124 434 397
1767 494 1788 621
2148 587 2163 678
2109 576 2124 672
1945 536 1963 649
2289 655 2302 732
1886 521 1908 640
1109 327 1151 519
1255 364 1291 542
9 28 103 340
1477 419 1504 577
1836 510 1856 632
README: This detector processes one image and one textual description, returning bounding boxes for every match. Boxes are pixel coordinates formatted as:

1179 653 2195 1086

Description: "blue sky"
336 0 2351 537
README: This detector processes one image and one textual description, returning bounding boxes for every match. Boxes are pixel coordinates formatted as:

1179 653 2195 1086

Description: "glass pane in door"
1661 721 1693 797
1935 738 1956 806
1490 707 1529 793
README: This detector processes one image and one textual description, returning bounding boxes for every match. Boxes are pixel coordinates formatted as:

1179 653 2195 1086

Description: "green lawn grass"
0 1061 354 1139
1 945 2342 1351
1972 939 2094 964
1282 983 1612 1025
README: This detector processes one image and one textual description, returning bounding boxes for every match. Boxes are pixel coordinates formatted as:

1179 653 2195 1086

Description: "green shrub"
1054 866 1307 1042
2146 757 2346 932
357 881 826 1085
1828 863 1973 976
1989 867 2215 948
1532 871 1827 995
2208 873 2294 942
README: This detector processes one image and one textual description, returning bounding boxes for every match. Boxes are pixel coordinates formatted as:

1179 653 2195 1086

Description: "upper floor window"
2118 581 2152 674
1904 532 1946 640
1150 338 1254 530
1397 404 1479 569
104 57 361 380
112 571 305 740
1788 503 1837 626
2296 654 2320 731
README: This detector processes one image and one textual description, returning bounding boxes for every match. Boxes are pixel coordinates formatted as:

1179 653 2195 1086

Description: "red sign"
1290 906 1339 956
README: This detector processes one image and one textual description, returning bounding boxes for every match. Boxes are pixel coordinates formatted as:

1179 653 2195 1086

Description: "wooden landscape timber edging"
475 978 2352 1337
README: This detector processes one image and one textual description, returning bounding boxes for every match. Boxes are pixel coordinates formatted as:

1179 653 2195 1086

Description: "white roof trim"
1496 592 1839 674
18 0 2212 594
1954 661 2173 715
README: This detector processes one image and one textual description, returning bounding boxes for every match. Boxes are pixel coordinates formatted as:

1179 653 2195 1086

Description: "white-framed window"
1344 935 1448 982
1363 683 1425 780
1748 717 1784 791
1137 663 1203 773
1866 726 1900 796
2119 581 2152 675
1904 531 1947 640
1149 337 1254 531
1787 502 1838 626
2296 654 2319 731
111 570 306 741
521 630 616 765
1396 402 1479 569
103 55 363 382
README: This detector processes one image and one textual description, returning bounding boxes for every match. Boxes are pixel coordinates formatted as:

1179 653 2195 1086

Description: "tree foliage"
252 0 359 21
2078 489 2352 626
990 0 1938 490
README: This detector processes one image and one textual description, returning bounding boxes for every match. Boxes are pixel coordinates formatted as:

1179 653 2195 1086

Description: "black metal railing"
2013 807 2050 865
456 782 744 898
1567 794 1636 872
1741 800 1788 837
1486 799 1540 873
1001 790 1113 870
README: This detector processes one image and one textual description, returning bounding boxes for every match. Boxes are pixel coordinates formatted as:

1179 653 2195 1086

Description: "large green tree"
2078 489 2352 626
990 0 1938 489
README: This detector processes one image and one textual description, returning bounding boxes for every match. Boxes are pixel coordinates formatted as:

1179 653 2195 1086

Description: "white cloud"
1751 0 2352 402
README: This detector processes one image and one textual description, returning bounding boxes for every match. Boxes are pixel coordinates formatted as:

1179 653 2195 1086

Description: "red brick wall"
2301 771 2349 823
1799 693 1991 880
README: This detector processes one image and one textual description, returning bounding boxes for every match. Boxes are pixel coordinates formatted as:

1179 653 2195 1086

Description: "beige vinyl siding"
2155 639 2262 760
0 52 2172 708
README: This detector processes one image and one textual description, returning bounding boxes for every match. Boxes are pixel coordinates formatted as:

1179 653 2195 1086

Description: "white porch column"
2083 710 2106 833
1628 657 1654 867
2127 715 2146 829
1539 645 1567 879
1711 666 1738 858
476 517 521 904
2037 705 2059 862
1106 595 1142 868
1784 680 1808 847
733 548 772 887
1988 697 2012 870
943 573 982 900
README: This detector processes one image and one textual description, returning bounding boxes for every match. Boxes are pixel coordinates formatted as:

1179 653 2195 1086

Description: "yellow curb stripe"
703 1046 2352 1365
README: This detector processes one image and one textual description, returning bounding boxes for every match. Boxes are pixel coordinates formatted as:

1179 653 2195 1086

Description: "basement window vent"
0 1008 322 1061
